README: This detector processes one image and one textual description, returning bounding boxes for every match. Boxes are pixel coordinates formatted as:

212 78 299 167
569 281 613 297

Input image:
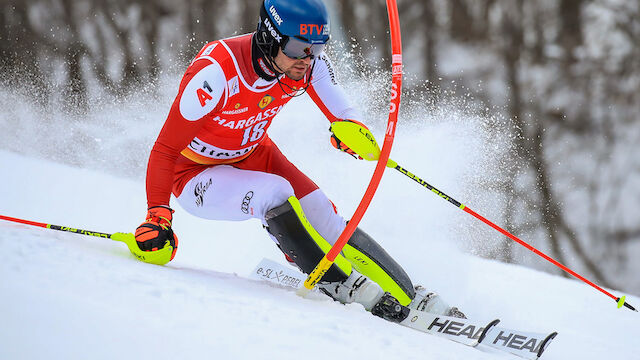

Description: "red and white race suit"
147 33 361 245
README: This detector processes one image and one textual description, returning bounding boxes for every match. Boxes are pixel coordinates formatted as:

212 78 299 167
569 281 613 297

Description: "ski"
250 257 314 291
482 323 558 359
370 293 558 359
250 258 557 359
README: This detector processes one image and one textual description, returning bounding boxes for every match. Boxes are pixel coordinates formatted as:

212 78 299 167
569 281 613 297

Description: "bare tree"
449 0 475 42
558 0 583 64
1 0 50 104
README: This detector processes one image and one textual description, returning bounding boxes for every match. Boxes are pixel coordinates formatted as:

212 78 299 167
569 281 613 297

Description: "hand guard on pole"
329 119 369 160
135 206 178 263
329 119 380 161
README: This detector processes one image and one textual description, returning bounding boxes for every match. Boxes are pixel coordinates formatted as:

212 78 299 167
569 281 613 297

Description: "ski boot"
408 285 467 319
317 269 385 311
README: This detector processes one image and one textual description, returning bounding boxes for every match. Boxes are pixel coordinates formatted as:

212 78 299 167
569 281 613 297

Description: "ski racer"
134 0 463 318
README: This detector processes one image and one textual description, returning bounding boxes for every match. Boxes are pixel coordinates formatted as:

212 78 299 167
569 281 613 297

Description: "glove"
330 119 368 160
135 206 178 263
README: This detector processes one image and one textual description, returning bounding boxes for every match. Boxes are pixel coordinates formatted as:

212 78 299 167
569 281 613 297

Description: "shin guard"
265 196 352 282
342 228 416 305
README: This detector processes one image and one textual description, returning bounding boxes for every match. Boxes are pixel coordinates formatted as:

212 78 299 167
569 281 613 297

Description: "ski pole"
0 214 169 265
385 159 637 312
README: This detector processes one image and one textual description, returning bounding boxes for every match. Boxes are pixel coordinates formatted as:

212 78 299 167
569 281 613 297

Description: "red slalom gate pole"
389 162 637 312
299 0 403 293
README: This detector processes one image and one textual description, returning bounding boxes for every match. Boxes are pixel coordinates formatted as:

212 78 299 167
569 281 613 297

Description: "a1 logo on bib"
258 95 274 109
179 62 225 121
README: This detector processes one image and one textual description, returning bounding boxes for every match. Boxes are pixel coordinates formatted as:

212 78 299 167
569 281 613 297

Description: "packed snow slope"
1 96 638 360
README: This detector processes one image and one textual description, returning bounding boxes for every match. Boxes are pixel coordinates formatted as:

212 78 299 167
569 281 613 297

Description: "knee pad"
342 228 416 305
265 196 352 282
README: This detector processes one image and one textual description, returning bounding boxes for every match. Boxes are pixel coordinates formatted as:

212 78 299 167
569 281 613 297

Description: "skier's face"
273 48 312 81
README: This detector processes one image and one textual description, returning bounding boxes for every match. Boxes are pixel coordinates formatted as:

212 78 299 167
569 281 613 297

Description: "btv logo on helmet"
300 24 329 36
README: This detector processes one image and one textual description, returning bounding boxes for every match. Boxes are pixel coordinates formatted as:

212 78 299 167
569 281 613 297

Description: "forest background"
1 0 638 295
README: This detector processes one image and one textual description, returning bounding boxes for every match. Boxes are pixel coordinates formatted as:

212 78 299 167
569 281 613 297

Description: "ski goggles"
281 37 325 60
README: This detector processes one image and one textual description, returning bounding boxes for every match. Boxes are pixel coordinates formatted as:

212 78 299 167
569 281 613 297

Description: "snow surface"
1 94 638 359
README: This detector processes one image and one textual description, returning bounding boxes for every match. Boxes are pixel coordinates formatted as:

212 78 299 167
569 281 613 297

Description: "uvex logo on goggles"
299 24 329 36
